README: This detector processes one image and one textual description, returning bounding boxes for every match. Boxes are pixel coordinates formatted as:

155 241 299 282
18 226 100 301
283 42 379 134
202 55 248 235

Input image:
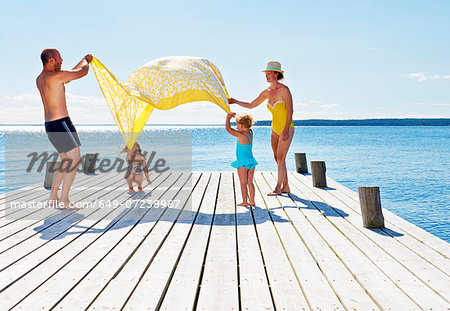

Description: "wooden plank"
0 171 111 224
0 171 148 277
0 173 126 258
52 172 202 310
94 173 204 310
158 172 220 310
0 170 94 204
322 174 450 258
195 172 240 311
300 173 450 273
0 172 173 309
290 172 450 309
258 172 344 310
295 173 450 276
251 172 310 310
262 172 379 311
232 172 274 311
0 171 118 246
286 173 422 310
0 170 94 210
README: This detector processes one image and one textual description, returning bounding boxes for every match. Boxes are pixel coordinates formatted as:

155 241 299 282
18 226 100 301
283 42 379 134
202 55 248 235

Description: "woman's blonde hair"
235 113 255 128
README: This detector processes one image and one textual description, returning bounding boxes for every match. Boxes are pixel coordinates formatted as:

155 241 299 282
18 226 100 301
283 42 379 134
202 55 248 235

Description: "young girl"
120 142 152 192
226 112 258 207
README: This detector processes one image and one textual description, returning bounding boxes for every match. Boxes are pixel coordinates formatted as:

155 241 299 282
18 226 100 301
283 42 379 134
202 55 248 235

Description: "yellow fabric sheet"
91 56 230 148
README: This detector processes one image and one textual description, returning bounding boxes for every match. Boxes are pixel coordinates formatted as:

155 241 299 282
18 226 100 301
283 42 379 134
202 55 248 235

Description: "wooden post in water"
83 153 98 174
358 186 384 229
44 161 60 189
311 161 327 188
295 153 308 173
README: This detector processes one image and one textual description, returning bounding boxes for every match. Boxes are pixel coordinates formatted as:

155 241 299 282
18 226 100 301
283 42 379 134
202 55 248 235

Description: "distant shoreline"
0 118 449 127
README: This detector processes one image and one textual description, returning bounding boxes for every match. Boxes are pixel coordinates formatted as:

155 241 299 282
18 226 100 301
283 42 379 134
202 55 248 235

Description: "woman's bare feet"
249 201 255 206
237 202 249 206
267 189 281 196
281 186 291 194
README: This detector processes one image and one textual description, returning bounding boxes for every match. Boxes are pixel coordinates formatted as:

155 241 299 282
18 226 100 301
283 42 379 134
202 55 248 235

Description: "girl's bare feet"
128 186 135 193
138 186 144 193
249 201 255 206
237 202 249 206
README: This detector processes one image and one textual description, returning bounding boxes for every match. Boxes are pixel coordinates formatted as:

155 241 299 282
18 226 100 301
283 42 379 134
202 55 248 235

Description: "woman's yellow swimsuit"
266 86 295 136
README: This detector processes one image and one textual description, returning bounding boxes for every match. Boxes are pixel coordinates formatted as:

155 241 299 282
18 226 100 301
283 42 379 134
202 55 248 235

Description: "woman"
228 61 294 196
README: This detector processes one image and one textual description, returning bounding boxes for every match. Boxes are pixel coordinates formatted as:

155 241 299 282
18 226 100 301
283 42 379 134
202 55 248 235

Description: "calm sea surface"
0 125 449 242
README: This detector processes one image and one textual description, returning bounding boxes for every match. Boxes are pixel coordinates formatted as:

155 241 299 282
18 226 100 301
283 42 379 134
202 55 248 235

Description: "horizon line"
1 117 450 126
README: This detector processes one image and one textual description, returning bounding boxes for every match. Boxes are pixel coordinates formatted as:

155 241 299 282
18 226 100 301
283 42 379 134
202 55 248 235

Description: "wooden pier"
0 171 449 310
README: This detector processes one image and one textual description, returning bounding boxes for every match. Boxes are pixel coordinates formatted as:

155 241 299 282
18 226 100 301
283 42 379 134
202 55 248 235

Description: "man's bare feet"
58 198 82 210
47 198 59 208
237 202 249 207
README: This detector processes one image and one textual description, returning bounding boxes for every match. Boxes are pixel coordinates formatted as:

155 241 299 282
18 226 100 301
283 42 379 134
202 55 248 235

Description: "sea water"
0 125 449 242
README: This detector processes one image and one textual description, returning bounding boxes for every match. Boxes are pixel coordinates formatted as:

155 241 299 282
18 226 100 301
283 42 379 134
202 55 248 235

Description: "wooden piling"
358 186 385 229
311 161 327 188
83 153 98 174
43 161 60 189
295 153 308 173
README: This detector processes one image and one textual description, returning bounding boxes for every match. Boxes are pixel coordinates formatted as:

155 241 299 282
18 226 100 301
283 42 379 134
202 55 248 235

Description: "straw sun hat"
262 61 284 80
262 61 284 74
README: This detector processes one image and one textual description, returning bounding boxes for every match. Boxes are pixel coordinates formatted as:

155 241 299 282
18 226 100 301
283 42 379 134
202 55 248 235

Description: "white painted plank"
0 171 111 225
0 172 173 309
158 173 220 311
0 171 119 246
323 174 450 258
251 172 310 310
53 172 201 310
195 172 240 311
262 172 379 311
258 172 344 310
287 173 421 310
96 173 206 310
233 172 274 311
0 172 126 259
290 173 450 309
312 173 450 263
0 171 93 206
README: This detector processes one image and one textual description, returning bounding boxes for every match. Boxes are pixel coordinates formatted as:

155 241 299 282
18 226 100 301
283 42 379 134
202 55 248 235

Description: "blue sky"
0 0 449 124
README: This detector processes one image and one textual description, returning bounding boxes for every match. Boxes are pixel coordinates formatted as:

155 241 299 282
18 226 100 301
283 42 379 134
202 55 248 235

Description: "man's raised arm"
59 54 93 83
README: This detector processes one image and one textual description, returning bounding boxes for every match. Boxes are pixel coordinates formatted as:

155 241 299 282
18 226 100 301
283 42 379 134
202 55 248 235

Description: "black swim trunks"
45 116 81 153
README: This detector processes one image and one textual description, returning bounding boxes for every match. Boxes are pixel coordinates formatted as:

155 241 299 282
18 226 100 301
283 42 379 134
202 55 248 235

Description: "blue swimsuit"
231 132 258 170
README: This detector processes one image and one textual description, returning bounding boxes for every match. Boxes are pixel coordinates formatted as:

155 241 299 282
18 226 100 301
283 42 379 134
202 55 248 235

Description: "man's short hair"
40 48 58 66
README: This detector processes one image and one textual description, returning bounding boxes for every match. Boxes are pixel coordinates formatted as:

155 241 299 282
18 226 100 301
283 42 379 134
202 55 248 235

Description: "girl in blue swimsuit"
226 112 258 207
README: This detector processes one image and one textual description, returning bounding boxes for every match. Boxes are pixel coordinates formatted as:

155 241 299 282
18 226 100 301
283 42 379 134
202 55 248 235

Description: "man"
36 48 93 209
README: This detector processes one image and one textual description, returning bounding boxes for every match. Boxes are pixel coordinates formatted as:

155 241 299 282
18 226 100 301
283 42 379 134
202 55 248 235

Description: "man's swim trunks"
45 116 81 153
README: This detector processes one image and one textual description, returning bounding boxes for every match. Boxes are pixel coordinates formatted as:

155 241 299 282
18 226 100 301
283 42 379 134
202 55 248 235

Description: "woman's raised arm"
228 90 266 109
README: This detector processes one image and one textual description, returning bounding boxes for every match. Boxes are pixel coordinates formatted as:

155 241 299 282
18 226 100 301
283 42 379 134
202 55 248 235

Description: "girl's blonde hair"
235 113 255 128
